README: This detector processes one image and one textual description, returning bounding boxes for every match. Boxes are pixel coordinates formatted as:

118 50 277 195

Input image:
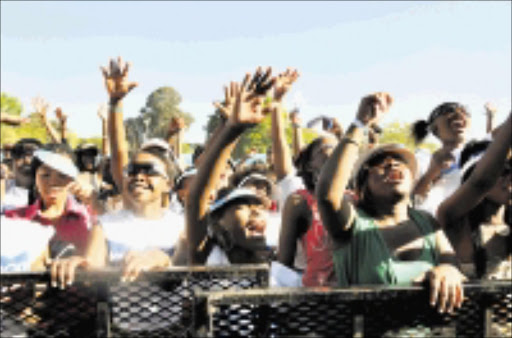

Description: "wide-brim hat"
353 144 418 192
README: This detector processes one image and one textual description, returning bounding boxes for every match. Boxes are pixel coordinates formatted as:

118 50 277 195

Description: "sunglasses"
12 147 37 159
367 152 406 169
123 162 168 179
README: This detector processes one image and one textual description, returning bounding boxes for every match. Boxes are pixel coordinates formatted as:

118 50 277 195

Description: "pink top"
4 196 93 253
296 189 337 287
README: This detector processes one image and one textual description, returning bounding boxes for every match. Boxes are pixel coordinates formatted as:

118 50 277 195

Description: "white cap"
34 149 79 179
141 138 171 152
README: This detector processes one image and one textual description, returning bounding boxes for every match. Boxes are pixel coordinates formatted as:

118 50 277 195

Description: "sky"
1 1 511 145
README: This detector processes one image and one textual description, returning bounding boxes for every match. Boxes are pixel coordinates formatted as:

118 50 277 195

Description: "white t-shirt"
1 216 55 272
415 148 463 216
274 171 307 270
205 245 303 287
1 180 29 213
99 209 184 263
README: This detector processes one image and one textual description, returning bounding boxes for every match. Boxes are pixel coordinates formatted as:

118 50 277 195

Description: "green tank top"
332 208 438 286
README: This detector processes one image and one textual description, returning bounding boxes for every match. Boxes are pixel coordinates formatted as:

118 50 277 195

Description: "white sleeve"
275 172 304 211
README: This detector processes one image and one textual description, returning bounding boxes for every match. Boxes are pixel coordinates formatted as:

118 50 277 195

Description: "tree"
139 87 194 140
204 108 318 159
379 121 437 153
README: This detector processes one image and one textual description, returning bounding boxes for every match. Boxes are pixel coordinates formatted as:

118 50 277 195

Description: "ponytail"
411 119 430 145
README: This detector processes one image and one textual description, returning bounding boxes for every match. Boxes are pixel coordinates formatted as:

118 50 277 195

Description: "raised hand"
97 103 108 121
213 83 237 119
274 68 300 103
168 116 186 135
484 102 497 115
356 92 393 127
55 107 67 123
289 109 302 126
227 67 276 129
32 96 50 121
100 57 138 103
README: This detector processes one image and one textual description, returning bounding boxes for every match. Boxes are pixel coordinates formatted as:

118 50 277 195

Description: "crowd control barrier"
198 281 511 337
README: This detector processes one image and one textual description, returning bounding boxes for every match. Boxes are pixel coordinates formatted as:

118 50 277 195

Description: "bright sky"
1 1 511 145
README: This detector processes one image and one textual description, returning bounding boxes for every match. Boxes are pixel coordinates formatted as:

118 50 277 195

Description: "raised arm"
316 93 393 242
166 116 185 169
484 102 497 135
101 57 138 190
55 107 68 144
437 111 512 227
97 103 110 157
32 96 61 143
187 67 275 264
0 112 30 126
270 69 300 180
289 109 304 159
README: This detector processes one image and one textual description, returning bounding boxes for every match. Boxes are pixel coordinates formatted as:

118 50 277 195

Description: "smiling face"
123 152 171 207
431 108 471 145
218 201 268 251
364 152 414 203
36 164 73 208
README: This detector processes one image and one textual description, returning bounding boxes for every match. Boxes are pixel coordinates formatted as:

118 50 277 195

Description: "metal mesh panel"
1 276 98 338
106 265 269 338
206 283 512 338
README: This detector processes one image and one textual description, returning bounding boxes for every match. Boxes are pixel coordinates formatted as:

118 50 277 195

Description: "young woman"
411 102 471 215
5 143 91 252
437 112 511 280
277 135 339 287
316 92 466 314
50 58 183 288
185 67 275 266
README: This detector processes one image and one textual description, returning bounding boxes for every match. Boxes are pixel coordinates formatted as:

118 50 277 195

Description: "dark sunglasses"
12 147 36 159
367 152 406 168
123 162 168 179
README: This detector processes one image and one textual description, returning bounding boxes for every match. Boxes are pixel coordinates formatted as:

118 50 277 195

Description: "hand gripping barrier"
199 281 511 337
0 264 269 338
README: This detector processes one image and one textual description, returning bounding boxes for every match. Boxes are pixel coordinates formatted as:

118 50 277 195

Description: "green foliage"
140 87 194 137
379 121 437 153
203 108 320 159
1 92 23 116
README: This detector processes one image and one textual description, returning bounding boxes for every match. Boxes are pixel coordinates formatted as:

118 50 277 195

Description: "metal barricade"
1 264 269 338
201 281 512 337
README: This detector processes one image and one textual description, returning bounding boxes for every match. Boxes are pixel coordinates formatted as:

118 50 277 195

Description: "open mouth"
245 222 266 238
384 168 404 183
449 117 467 131
129 182 151 193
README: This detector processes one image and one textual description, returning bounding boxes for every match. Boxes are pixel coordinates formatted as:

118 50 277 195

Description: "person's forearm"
195 119 226 167
413 169 440 198
271 105 294 180
43 119 61 143
60 120 68 143
108 101 129 190
317 125 364 211
101 120 110 156
187 123 243 262
167 131 183 169
486 114 494 135
292 123 304 159
0 113 24 125
468 113 512 190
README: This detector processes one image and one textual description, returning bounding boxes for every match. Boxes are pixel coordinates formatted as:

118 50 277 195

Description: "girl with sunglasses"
317 92 466 314
411 102 472 215
437 112 511 280
50 58 182 287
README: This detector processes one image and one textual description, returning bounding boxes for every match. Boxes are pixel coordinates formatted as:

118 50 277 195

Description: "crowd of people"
1 57 511 315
